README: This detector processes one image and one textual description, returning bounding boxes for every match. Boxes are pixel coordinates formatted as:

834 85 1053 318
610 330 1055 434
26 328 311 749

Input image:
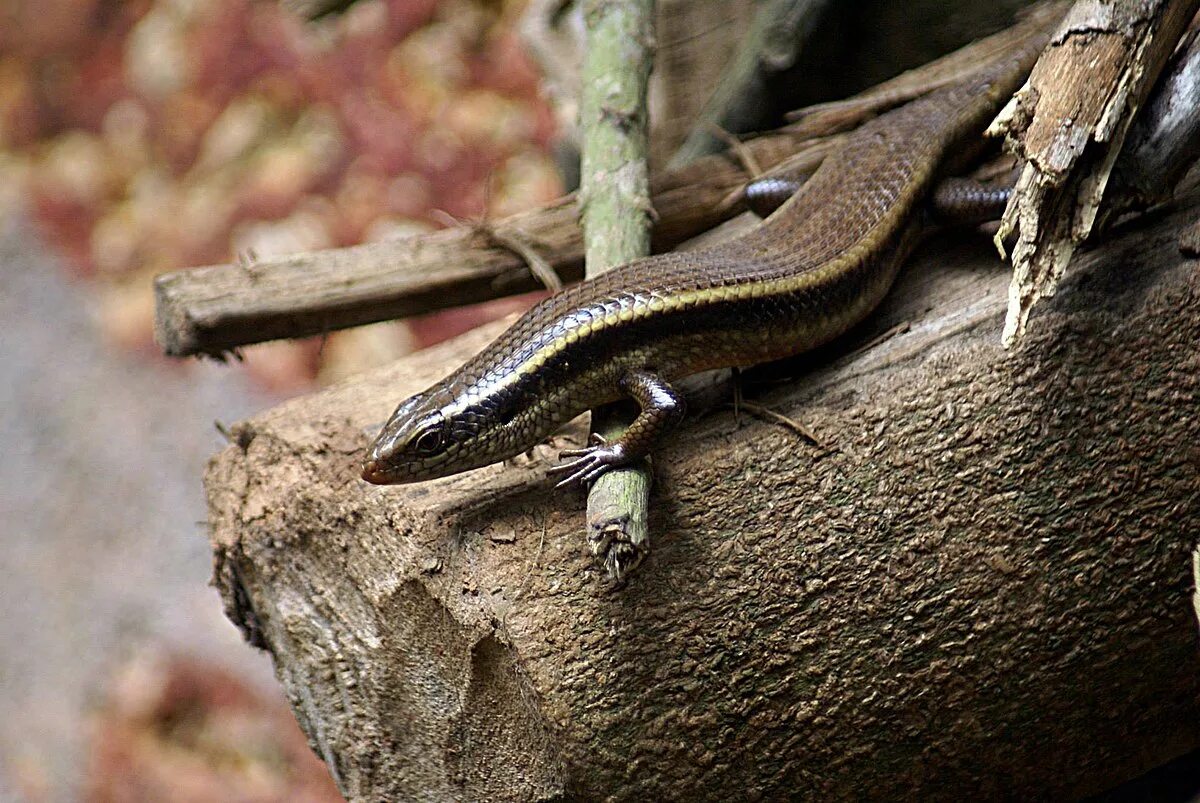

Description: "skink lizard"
361 36 1045 488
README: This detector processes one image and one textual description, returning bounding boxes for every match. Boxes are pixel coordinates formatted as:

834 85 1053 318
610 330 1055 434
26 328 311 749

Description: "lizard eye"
412 422 445 455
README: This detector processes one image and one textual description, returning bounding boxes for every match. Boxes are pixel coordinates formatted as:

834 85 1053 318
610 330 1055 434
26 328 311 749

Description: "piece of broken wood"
990 0 1200 346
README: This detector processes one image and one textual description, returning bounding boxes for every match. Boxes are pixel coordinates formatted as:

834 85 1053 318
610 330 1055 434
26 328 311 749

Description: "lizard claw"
556 432 607 459
549 434 628 488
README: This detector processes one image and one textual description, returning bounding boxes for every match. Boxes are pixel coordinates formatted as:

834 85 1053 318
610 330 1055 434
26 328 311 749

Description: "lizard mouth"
360 458 393 484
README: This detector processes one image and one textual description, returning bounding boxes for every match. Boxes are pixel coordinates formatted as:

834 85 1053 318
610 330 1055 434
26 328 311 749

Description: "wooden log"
206 188 1200 799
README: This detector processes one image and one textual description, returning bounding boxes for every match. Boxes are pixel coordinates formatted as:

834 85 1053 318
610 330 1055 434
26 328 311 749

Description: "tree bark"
207 184 1200 799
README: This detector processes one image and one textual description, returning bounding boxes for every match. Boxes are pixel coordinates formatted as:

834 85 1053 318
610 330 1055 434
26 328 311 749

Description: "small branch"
706 124 764 178
430 209 564 292
483 228 564 293
577 0 656 580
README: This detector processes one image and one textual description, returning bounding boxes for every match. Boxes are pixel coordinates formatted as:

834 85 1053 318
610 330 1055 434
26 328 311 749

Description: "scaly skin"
362 32 1048 486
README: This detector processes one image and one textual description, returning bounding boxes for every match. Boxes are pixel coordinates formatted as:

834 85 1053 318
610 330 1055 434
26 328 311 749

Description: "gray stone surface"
0 215 278 800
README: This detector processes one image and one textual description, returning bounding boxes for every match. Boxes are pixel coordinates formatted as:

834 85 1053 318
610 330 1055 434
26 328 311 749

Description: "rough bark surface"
208 184 1200 799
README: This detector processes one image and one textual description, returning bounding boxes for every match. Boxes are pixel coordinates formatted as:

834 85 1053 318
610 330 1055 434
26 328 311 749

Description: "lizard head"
360 379 529 484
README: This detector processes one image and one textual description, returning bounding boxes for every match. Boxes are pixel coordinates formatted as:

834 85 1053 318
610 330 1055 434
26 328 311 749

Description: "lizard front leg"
550 369 685 488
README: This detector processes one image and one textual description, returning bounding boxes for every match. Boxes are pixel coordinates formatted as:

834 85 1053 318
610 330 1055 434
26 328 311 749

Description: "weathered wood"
208 188 1200 799
989 0 1200 346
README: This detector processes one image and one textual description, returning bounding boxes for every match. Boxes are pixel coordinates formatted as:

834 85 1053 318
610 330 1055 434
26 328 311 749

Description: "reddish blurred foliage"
86 652 345 803
1 0 561 389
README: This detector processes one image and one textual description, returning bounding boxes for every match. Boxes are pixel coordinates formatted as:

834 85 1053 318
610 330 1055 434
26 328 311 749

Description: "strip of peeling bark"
989 0 1200 346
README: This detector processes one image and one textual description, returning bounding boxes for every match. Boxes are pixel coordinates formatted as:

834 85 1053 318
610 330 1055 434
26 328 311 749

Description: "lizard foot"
549 433 632 488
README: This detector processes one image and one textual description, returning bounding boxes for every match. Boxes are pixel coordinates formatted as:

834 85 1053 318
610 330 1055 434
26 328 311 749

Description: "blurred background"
1 0 562 390
2 0 1197 800
0 1 558 799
